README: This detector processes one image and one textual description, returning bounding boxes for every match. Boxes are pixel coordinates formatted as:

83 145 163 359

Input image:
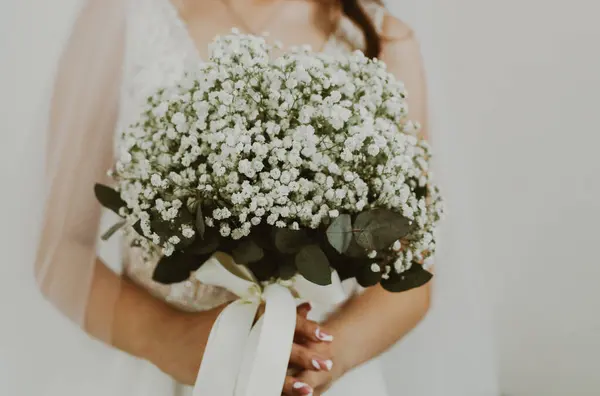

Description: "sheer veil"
3 0 171 394
1 0 498 395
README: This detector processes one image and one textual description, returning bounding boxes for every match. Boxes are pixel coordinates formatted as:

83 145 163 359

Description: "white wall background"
427 1 600 395
2 1 600 395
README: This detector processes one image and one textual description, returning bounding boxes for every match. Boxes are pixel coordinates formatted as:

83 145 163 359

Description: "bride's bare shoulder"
381 13 415 43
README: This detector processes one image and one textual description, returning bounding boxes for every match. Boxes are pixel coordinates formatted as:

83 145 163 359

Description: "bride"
31 0 443 395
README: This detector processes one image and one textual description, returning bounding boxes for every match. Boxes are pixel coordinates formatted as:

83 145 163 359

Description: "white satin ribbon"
192 252 347 396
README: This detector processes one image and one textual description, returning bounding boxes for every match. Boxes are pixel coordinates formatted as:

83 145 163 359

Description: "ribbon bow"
192 252 347 396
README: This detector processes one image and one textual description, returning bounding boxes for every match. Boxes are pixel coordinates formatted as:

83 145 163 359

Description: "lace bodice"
118 0 386 312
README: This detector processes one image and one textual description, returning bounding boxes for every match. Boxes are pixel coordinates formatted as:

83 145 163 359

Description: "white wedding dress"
115 0 390 394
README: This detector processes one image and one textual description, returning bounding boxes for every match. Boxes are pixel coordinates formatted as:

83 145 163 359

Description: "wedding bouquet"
96 31 444 294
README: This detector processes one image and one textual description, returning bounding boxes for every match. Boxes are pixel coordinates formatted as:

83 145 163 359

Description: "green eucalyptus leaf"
356 261 382 288
345 236 368 258
278 257 297 280
195 204 205 239
251 224 276 251
381 263 433 293
171 208 196 248
151 218 173 241
186 197 199 214
101 220 127 241
187 229 219 255
232 239 264 264
132 220 146 238
94 184 126 215
275 228 311 254
325 214 353 254
246 250 279 282
152 251 204 285
354 209 411 251
295 244 332 286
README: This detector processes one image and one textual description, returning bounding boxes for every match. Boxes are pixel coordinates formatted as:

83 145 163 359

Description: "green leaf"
246 250 279 282
354 209 411 251
232 239 264 264
172 208 196 248
326 214 353 254
101 220 127 241
295 244 332 286
344 236 368 258
132 220 146 238
187 229 219 255
274 228 311 254
151 218 174 243
278 257 297 280
381 263 433 293
94 184 126 215
186 196 201 214
356 261 382 288
152 251 209 285
251 224 276 251
195 204 205 239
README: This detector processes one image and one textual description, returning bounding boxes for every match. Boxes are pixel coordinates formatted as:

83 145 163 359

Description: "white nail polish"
311 359 321 370
316 328 334 342
293 382 309 389
324 359 333 371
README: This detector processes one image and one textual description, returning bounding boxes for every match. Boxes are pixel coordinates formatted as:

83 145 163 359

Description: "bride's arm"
292 16 433 395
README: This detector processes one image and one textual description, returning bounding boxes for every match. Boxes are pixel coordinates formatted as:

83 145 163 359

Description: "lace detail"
118 0 199 132
117 0 386 312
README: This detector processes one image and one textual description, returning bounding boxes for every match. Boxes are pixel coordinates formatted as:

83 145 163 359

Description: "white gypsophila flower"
111 31 443 269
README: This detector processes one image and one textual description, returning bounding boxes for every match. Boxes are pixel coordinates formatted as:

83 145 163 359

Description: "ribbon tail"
235 284 297 396
193 255 262 396
193 300 259 396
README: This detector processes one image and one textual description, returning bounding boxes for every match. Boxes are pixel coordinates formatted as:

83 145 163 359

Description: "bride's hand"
283 303 337 396
283 337 341 396
288 303 335 373
146 302 334 386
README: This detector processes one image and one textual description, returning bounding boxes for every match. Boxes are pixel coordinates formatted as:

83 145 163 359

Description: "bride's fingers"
289 343 333 372
296 302 311 318
295 315 333 343
282 376 314 395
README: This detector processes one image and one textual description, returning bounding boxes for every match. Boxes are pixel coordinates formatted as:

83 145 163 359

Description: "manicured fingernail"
312 358 333 371
316 328 334 342
311 359 321 370
293 381 313 395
